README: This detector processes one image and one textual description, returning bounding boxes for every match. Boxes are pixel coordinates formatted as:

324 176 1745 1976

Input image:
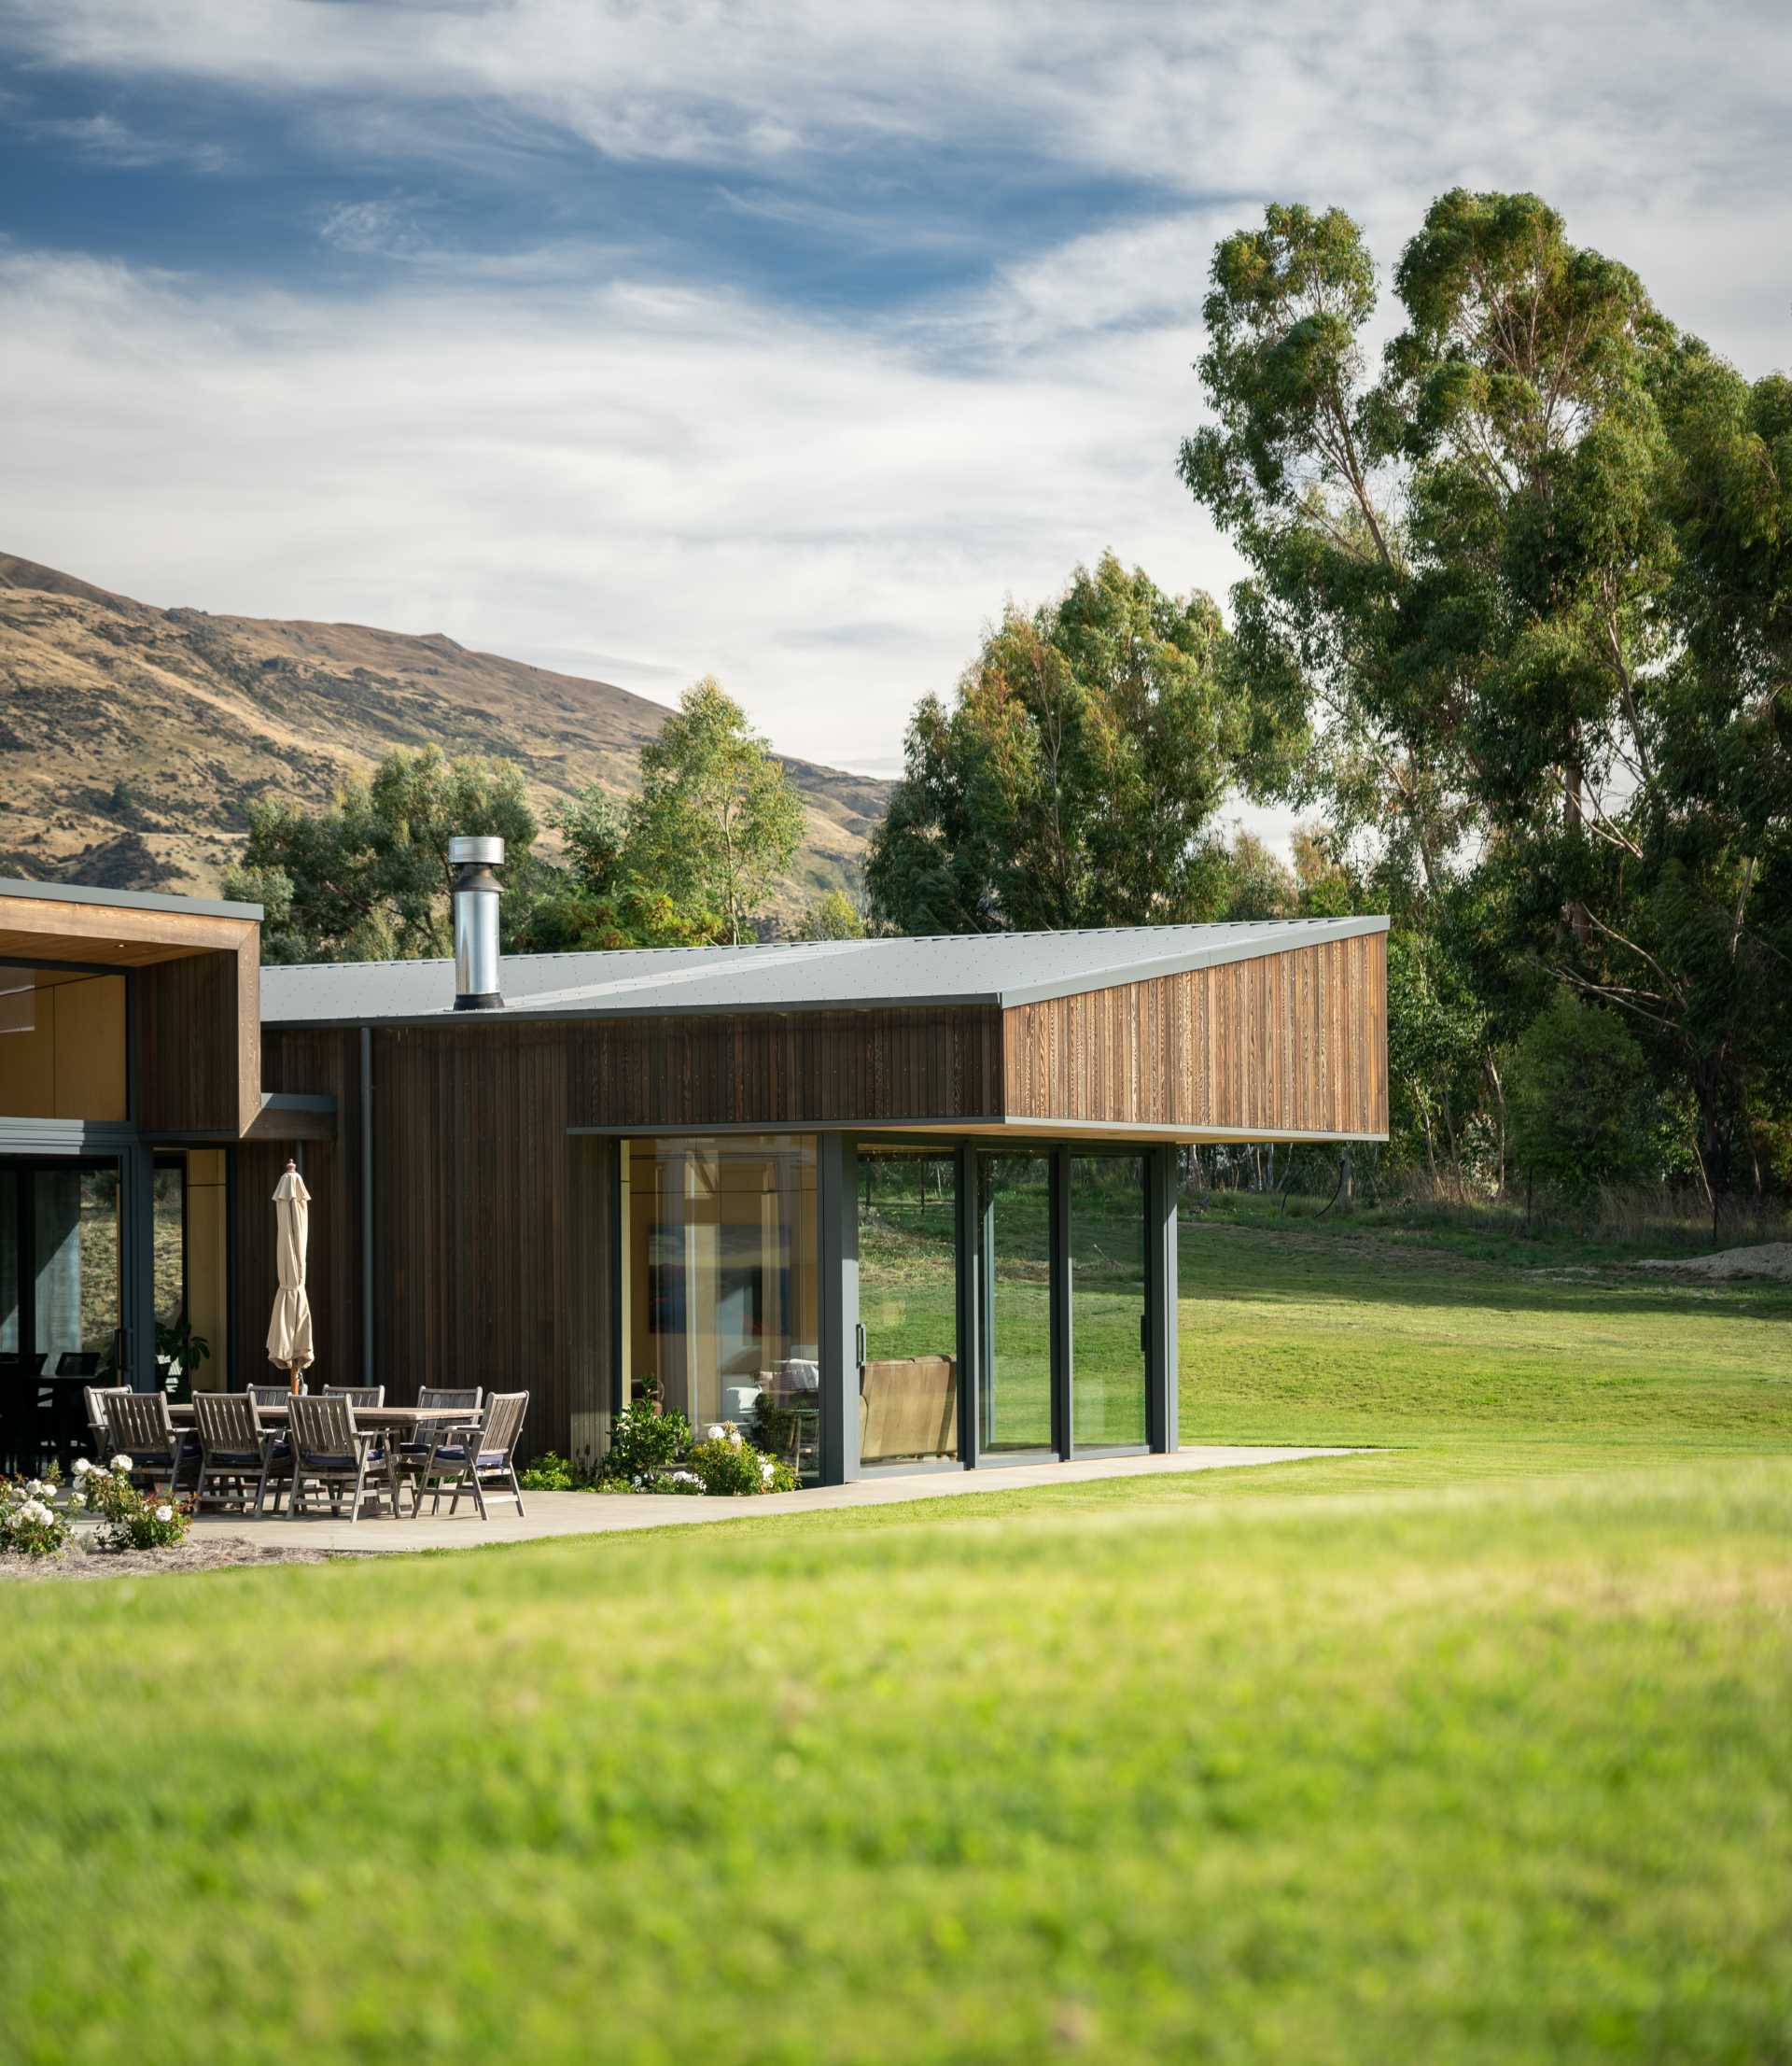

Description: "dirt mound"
1636 1243 1792 1283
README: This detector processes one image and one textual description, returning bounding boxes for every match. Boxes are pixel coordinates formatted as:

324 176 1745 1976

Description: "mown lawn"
3 1221 1790 2064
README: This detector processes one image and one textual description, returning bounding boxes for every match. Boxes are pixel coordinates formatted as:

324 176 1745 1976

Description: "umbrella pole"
289 1359 301 1396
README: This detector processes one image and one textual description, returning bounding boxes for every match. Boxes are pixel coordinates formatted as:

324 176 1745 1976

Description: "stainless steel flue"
448 835 504 1010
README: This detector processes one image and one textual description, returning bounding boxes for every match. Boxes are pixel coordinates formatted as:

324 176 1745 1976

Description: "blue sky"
3 0 1788 792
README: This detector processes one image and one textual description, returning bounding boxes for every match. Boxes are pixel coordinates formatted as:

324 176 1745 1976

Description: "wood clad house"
2 866 1388 1485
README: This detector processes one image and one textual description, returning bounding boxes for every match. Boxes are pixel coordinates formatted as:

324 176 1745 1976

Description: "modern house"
2 855 1389 1484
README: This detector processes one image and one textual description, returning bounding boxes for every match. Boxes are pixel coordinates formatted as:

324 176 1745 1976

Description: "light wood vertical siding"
1001 931 1387 1136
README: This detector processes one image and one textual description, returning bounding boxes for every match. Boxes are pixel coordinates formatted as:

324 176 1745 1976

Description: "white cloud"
2 0 1789 793
0 246 1240 773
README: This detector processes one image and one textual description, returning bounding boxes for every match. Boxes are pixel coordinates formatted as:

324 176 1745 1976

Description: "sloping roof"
0 875 262 922
259 916 1389 1027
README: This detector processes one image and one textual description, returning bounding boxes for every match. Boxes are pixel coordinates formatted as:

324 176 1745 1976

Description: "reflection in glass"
33 1166 119 1370
0 1174 17 1356
858 1149 958 1467
1069 1155 1148 1449
979 1154 1054 1455
623 1135 819 1483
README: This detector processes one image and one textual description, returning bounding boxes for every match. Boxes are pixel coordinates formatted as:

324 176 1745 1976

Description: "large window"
858 1148 959 1469
978 1152 1055 1456
1068 1153 1148 1451
623 1135 819 1482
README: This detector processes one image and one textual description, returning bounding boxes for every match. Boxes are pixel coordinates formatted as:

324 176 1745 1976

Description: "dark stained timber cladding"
133 942 259 1135
565 1006 1004 1130
367 1021 569 1460
234 1027 363 1388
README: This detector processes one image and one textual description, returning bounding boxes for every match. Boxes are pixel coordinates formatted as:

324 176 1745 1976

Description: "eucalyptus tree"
1183 190 1785 1199
867 553 1295 934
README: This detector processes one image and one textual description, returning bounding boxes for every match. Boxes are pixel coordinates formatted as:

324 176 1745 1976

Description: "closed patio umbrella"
266 1160 315 1392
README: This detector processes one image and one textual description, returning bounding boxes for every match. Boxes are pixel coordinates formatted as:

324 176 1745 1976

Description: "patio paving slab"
187 1444 1362 1554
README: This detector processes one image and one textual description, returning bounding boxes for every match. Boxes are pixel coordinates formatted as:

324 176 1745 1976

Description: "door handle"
854 1322 866 1368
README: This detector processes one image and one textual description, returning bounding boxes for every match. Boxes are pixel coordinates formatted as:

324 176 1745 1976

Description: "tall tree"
624 679 805 946
1183 190 1787 1198
223 749 536 963
867 553 1293 934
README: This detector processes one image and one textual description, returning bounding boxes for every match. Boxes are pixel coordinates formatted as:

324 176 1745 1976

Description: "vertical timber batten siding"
133 931 261 1136
1001 933 1388 1136
565 1006 1004 1130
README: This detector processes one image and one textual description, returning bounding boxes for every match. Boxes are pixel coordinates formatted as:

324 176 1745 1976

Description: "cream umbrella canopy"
266 1160 315 1392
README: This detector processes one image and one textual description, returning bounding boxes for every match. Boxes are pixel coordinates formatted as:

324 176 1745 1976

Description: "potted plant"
154 1313 212 1401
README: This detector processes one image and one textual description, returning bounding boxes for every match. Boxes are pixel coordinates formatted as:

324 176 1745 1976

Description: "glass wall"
978 1153 1055 1455
33 1165 120 1371
623 1135 819 1482
858 1147 959 1469
1068 1153 1148 1450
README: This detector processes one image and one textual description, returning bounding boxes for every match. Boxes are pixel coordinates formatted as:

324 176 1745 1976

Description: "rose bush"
0 1478 69 1558
72 1456 191 1551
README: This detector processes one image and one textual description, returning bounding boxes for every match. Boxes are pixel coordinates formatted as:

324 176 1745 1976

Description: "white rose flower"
73 1457 92 1477
20 1500 53 1525
705 1424 726 1443
155 1504 174 1524
111 1455 133 1473
760 1458 775 1482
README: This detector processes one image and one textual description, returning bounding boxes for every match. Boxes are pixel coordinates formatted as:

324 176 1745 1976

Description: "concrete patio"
185 1443 1359 1553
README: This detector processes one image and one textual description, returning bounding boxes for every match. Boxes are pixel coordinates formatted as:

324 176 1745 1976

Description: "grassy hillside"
0 552 889 922
4 1223 1790 2063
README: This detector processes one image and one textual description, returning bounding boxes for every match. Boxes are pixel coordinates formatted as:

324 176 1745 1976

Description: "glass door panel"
858 1148 959 1467
33 1165 119 1374
979 1153 1054 1455
1069 1154 1147 1450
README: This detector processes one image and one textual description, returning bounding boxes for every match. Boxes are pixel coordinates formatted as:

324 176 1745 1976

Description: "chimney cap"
448 835 505 867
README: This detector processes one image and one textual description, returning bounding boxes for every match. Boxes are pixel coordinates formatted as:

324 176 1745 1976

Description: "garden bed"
0 1531 344 1582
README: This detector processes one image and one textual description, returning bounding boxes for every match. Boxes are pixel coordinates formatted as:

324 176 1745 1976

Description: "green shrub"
1508 991 1661 1198
518 1451 578 1491
599 1401 693 1485
691 1429 796 1496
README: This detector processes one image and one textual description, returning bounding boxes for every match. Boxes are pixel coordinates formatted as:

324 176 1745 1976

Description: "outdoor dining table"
166 1401 475 1518
167 1402 470 1434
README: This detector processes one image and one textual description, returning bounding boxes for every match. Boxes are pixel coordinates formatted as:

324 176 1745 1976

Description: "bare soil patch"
1635 1242 1792 1284
0 1535 343 1583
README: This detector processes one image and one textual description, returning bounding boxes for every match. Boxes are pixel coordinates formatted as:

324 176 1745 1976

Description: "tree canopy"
867 553 1296 934
1181 188 1792 1204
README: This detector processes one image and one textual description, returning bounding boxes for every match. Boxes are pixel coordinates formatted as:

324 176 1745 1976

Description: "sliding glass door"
857 1148 959 1469
978 1152 1055 1457
1068 1153 1148 1451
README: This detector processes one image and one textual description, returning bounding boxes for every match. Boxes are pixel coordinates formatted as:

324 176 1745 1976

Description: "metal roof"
0 876 263 922
259 916 1389 1027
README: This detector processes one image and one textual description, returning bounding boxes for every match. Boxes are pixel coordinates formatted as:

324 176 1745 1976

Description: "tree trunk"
1338 1145 1354 1216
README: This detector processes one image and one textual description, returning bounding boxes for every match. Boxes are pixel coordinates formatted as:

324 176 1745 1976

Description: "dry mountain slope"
0 553 889 919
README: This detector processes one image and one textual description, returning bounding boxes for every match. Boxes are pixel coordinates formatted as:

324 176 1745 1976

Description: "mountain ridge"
0 553 889 920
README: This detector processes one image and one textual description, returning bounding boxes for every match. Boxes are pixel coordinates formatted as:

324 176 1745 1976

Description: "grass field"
4 1212 1790 2064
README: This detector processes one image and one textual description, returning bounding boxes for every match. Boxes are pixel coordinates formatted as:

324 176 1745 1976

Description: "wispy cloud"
27 108 234 173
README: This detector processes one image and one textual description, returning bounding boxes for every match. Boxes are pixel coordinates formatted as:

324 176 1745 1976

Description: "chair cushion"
477 1452 510 1469
203 1450 264 1468
298 1453 357 1471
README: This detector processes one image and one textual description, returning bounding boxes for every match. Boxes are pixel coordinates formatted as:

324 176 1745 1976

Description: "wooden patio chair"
411 1392 529 1521
105 1390 189 1497
390 1386 482 1503
190 1390 281 1517
248 1382 306 1409
83 1384 132 1459
287 1393 391 1524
